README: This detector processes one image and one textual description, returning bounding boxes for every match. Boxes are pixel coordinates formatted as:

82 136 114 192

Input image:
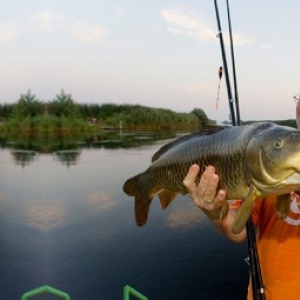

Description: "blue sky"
1 0 300 123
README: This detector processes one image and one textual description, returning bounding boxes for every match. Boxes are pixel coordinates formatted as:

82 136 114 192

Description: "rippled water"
0 132 248 299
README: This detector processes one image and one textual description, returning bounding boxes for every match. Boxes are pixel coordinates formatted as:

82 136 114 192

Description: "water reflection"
85 191 114 213
0 131 249 300
53 150 81 167
86 131 179 149
10 150 38 167
27 202 66 231
2 131 180 166
166 200 206 229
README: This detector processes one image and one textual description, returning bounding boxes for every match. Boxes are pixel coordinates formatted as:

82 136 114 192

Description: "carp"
123 122 300 234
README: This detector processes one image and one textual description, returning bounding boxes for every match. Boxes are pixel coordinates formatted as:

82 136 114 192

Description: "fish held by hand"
123 122 300 233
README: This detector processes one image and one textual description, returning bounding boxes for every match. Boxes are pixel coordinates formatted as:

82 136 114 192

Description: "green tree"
0 103 14 118
12 89 42 119
191 108 209 127
49 89 79 118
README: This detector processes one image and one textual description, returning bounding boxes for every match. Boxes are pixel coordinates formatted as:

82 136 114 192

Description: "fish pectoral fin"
275 193 291 220
159 189 178 209
232 186 258 234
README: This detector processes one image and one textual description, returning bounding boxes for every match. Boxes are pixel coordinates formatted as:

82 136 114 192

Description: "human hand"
183 164 228 215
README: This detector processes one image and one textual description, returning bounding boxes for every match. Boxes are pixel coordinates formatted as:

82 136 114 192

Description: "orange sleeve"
229 198 264 227
251 197 264 226
230 199 243 210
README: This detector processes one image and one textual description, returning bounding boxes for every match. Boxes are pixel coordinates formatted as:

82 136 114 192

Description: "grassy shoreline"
0 114 200 136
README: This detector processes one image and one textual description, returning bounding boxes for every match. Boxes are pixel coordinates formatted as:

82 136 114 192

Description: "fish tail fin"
135 194 153 227
123 174 153 227
158 189 177 209
123 173 142 197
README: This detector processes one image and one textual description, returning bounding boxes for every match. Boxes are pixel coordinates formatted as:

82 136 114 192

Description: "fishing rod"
246 219 266 299
213 0 236 126
226 0 241 126
213 1 266 299
225 1 265 298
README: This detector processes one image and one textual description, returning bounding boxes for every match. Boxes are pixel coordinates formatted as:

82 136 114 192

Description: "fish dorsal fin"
151 125 227 162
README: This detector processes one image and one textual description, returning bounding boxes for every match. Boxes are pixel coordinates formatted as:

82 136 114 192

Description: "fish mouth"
258 173 300 195
281 173 300 190
253 145 300 194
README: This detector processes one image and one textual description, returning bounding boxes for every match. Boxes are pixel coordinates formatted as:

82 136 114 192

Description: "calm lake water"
0 132 249 299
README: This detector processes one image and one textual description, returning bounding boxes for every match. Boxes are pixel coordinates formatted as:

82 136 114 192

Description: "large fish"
123 122 300 234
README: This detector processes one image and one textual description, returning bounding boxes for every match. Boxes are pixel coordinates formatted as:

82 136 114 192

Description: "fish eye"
274 139 283 149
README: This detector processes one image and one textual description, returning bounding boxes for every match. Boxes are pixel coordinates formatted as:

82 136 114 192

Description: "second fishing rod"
213 1 266 299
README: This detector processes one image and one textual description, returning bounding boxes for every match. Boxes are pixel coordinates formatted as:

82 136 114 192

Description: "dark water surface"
0 132 248 299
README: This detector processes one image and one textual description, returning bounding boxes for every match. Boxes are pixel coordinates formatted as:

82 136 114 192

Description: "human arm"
183 164 247 243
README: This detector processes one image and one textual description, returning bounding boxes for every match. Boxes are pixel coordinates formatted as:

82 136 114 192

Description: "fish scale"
123 122 300 233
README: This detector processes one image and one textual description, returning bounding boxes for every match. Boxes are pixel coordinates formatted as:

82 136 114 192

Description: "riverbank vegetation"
0 89 208 135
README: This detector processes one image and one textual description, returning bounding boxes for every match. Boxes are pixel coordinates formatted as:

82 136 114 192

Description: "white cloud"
0 22 20 43
29 11 63 33
74 22 107 44
223 32 255 47
161 7 254 46
162 8 202 30
113 6 124 17
30 11 62 22
161 8 215 42
260 42 274 50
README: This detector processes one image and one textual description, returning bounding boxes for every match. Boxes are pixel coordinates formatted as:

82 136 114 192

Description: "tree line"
0 89 209 132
